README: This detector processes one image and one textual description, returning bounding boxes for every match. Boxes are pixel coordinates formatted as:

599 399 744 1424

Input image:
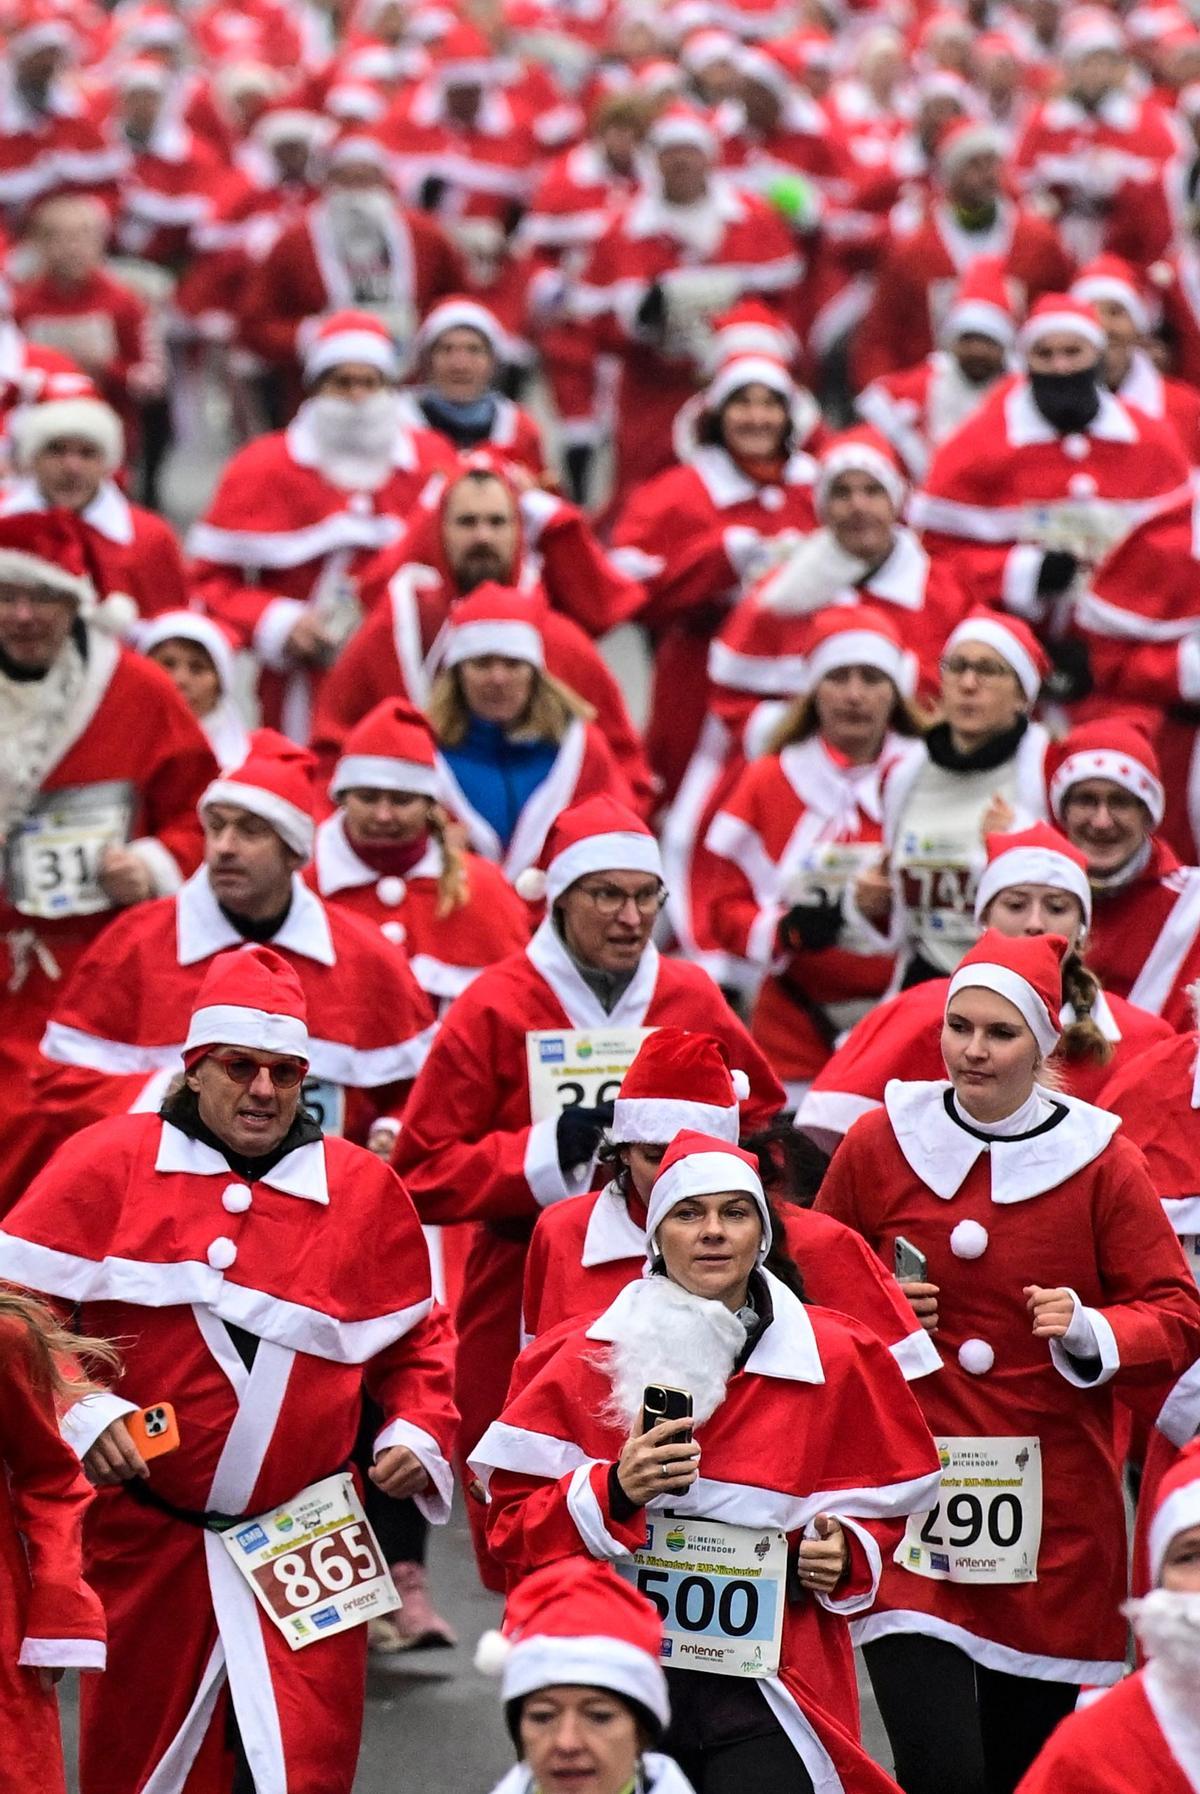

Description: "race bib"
221 1473 400 1651
301 1078 346 1137
897 1437 1042 1585
784 841 882 905
897 859 978 943
618 1516 787 1679
6 780 134 919
525 1027 652 1124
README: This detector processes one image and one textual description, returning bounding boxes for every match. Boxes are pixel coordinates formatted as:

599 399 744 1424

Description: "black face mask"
1028 366 1102 435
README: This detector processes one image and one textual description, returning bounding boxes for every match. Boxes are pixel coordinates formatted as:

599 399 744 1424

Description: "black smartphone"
642 1384 693 1441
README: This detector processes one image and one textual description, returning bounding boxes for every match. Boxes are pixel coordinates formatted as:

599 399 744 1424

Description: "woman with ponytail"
0 1285 113 1794
796 823 1173 1154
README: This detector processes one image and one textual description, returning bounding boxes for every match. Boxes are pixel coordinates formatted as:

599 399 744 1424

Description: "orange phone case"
126 1402 180 1460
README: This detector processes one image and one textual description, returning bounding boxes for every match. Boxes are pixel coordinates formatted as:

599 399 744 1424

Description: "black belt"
123 1460 353 1533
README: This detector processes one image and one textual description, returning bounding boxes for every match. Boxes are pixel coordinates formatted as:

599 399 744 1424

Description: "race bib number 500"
898 1436 1042 1585
618 1516 787 1678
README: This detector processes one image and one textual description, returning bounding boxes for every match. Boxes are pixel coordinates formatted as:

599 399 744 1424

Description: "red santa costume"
857 257 1017 484
0 509 215 1205
18 733 436 1185
1070 255 1200 464
187 311 457 741
395 295 544 470
0 283 80 473
3 377 189 620
797 823 1174 1151
108 62 223 267
137 611 252 772
470 1132 941 1791
392 798 784 1587
610 308 823 800
1016 1444 1200 1794
700 610 924 1092
816 933 1200 1708
307 696 530 1006
911 295 1192 617
0 947 458 1794
520 1026 941 1384
0 1311 106 1794
576 105 804 512
1046 725 1200 1029
0 17 123 225
851 121 1074 392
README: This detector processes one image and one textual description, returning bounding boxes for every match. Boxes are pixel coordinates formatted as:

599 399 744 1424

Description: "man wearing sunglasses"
393 792 784 1590
0 943 457 1794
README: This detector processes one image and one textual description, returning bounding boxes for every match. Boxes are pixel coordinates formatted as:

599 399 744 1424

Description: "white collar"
154 1119 330 1203
1117 348 1165 417
524 915 660 1031
176 870 337 967
586 1269 825 1385
686 444 818 510
313 811 441 896
0 477 132 543
778 736 884 827
862 527 929 610
581 1181 645 1267
1005 380 1138 448
883 1078 1120 1201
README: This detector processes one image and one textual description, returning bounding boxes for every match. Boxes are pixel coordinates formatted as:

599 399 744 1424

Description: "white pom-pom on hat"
950 1220 989 1260
731 1069 750 1101
515 867 547 902
92 592 139 637
474 1628 511 1675
958 1338 995 1376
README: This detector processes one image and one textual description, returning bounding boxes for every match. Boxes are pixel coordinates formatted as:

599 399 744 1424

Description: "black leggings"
864 1634 1078 1794
671 1726 815 1794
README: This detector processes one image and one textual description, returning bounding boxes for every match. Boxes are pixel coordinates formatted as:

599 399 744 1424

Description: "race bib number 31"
221 1473 400 1650
525 1027 652 1124
898 1436 1042 1585
618 1516 787 1678
7 780 134 919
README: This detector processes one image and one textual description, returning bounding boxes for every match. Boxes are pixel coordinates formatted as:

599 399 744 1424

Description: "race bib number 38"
525 1027 652 1124
618 1516 787 1678
897 1436 1042 1585
221 1473 400 1650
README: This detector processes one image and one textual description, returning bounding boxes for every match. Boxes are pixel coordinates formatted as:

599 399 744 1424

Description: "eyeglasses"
574 882 668 917
207 1053 307 1089
939 655 1017 684
1062 790 1143 817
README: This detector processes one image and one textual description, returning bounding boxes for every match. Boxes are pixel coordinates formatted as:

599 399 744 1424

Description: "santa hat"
645 1130 772 1263
254 107 335 148
1070 255 1151 334
476 1559 670 1738
10 3 76 59
942 256 1016 350
943 610 1048 703
1046 722 1165 829
681 27 738 71
973 822 1093 927
648 102 718 157
612 1029 748 1145
0 510 97 611
138 610 237 697
947 929 1068 1056
411 295 506 365
1148 1440 1200 1585
736 42 792 98
183 944 310 1066
115 58 171 94
303 309 399 385
330 698 441 800
324 132 393 177
430 18 504 84
443 584 544 670
515 795 663 906
325 79 389 124
707 298 798 367
1017 293 1106 357
805 605 914 695
814 426 907 516
200 730 317 860
702 350 796 416
937 118 1004 180
10 373 125 474
1062 7 1126 58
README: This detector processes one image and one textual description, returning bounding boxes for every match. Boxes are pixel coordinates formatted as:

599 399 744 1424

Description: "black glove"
1044 635 1094 705
779 890 844 953
418 175 447 212
635 280 666 335
556 1101 615 1173
1037 549 1079 598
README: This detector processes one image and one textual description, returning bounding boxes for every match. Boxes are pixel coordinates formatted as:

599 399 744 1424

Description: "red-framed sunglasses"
207 1053 307 1090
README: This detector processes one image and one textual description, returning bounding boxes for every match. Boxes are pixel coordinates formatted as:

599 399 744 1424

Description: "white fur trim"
444 619 543 668
704 354 795 413
944 299 1014 346
947 961 1061 1055
330 754 440 799
138 611 236 694
200 776 314 859
806 627 905 689
1073 274 1149 334
0 548 91 605
974 844 1092 926
815 444 905 514
59 1390 138 1459
565 1461 635 1560
889 1328 944 1381
611 1095 739 1144
19 1636 105 1670
184 1003 309 1060
502 1635 669 1726
304 329 398 383
413 299 503 361
127 835 184 896
1049 1301 1120 1388
851 1609 1124 1684
1048 748 1165 828
547 832 662 905
11 396 124 471
1018 309 1106 355
945 616 1042 701
523 1113 588 1208
371 1417 454 1525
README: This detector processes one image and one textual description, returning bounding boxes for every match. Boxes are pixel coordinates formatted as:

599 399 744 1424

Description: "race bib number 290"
898 1436 1042 1585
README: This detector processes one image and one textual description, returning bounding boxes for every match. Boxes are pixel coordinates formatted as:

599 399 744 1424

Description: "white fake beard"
306 389 400 491
325 187 397 256
658 193 725 259
1125 1589 1200 1698
601 1276 746 1432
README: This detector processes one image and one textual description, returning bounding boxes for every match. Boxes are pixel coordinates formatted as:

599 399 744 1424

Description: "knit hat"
648 102 718 157
515 795 663 905
10 372 125 473
303 309 399 384
330 698 441 800
645 1129 772 1263
943 609 1048 703
804 605 913 694
1071 254 1152 334
443 583 545 670
477 1559 670 1739
1017 294 1107 357
937 118 1004 180
183 944 310 1065
814 426 906 516
943 256 1016 350
1148 1440 1200 1585
974 822 1093 927
412 294 506 364
613 1029 748 1145
138 610 237 698
1046 722 1165 829
200 730 317 859
947 929 1069 1056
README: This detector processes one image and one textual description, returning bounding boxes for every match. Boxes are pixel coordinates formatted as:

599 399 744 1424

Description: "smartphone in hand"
894 1237 929 1283
641 1384 693 1442
125 1402 180 1461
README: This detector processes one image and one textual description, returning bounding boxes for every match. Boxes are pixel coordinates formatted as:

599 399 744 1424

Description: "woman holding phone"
815 930 1200 1794
472 1129 942 1793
